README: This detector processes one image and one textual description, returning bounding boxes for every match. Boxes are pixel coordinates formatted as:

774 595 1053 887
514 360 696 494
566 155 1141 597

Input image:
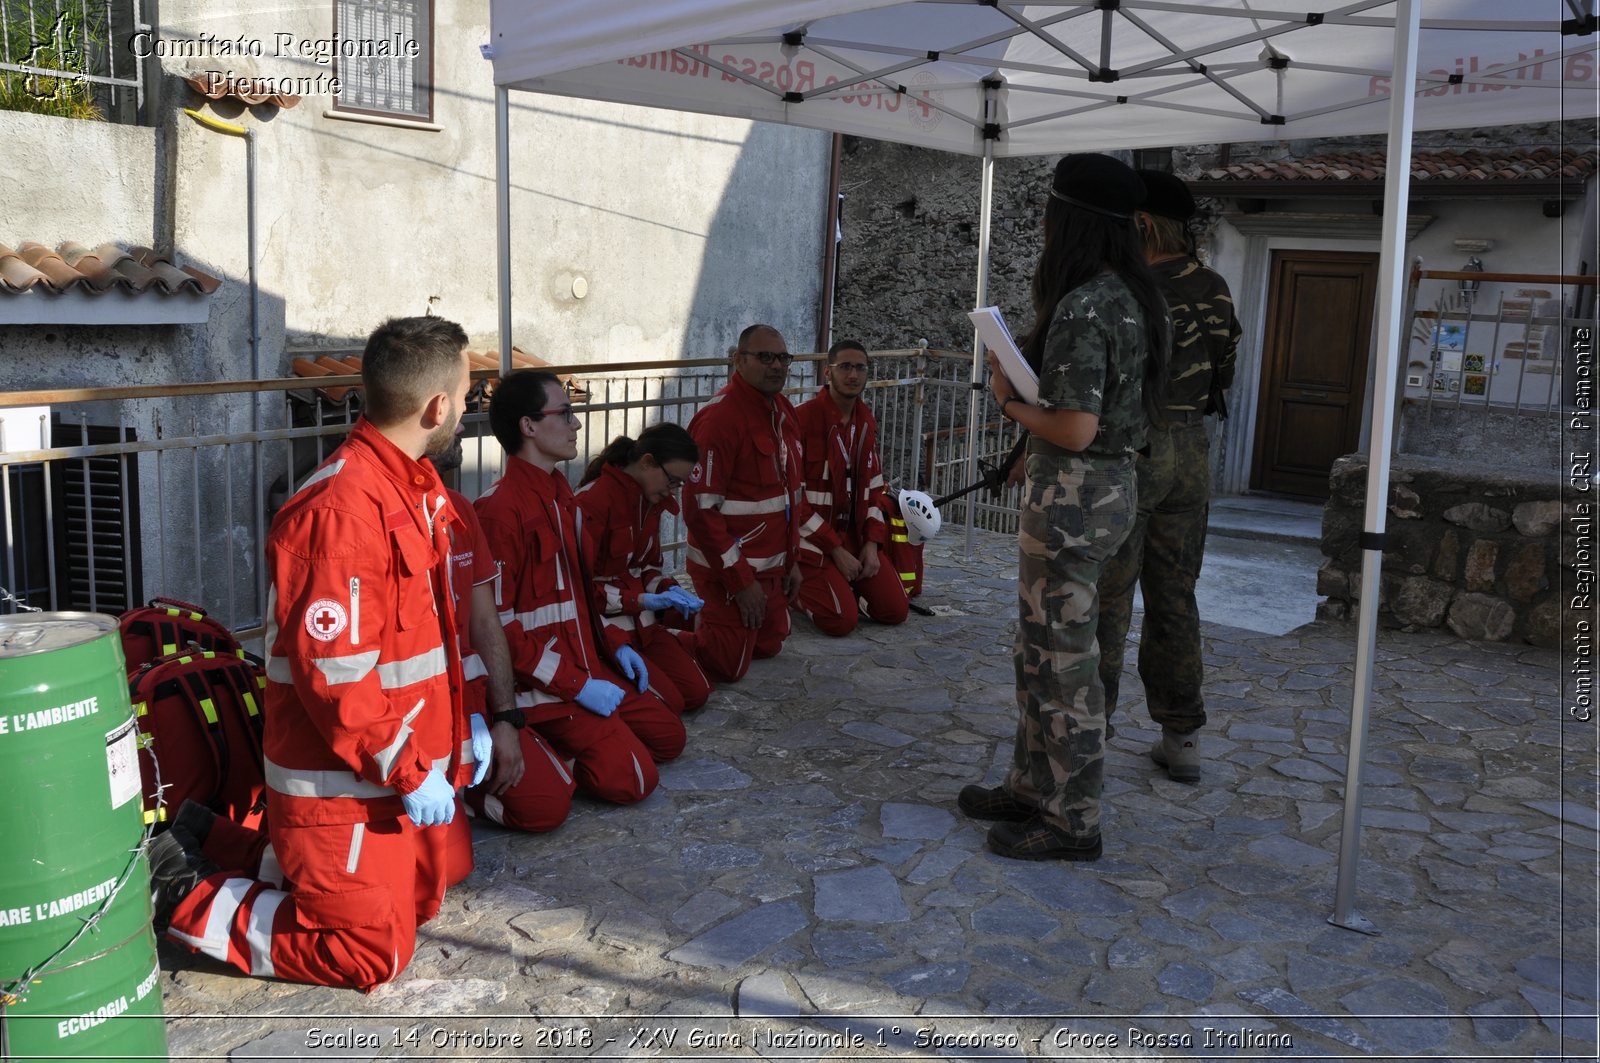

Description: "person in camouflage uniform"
1096 170 1241 784
960 153 1170 861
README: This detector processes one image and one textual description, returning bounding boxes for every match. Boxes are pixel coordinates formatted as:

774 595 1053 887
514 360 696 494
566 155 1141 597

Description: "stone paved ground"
157 530 1598 1062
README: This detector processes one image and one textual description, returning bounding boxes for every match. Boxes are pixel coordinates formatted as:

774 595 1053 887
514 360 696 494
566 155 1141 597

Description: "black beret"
1049 153 1145 219
1135 169 1197 221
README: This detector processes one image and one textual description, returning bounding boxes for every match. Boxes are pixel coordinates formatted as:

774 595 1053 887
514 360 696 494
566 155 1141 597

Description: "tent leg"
1329 0 1422 937
962 137 996 560
496 85 513 376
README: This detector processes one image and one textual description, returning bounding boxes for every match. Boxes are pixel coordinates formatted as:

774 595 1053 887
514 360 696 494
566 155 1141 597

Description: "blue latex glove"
575 677 624 717
468 713 492 788
400 767 456 827
641 587 704 616
615 645 650 693
662 586 704 616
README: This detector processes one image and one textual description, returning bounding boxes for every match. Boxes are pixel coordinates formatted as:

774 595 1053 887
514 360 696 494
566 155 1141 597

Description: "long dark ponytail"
1020 193 1170 427
580 422 699 486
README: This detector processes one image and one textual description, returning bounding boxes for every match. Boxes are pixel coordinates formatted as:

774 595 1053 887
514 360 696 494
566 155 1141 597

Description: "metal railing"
0 347 1016 632
1 0 143 124
1404 265 1598 418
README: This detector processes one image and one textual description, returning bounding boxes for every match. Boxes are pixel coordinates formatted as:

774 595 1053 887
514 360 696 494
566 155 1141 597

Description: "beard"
429 432 464 473
423 405 462 462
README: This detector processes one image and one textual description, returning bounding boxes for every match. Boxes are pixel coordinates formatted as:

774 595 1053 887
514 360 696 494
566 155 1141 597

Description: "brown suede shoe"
985 815 1102 862
957 784 1035 822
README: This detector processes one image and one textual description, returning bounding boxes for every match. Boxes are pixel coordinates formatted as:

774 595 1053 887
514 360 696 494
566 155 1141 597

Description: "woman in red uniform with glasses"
575 423 714 714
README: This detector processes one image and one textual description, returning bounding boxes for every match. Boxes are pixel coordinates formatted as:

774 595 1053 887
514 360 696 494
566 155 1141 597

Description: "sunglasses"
741 349 793 366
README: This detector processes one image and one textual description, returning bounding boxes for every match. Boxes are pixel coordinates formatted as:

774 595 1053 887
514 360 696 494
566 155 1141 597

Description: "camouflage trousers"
1096 420 1211 737
1006 453 1135 837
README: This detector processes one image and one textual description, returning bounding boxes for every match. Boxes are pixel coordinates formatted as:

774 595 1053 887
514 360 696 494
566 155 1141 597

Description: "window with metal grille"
331 0 432 122
2 420 142 615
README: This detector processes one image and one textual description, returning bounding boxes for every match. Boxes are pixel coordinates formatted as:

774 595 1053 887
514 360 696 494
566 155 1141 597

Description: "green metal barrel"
0 613 168 1062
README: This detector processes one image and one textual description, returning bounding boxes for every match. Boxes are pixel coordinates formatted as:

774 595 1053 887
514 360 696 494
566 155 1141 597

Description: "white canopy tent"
486 0 1597 932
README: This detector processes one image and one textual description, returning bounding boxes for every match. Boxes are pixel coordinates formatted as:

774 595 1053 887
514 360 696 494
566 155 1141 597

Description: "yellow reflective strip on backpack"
899 571 916 581
199 696 219 725
242 691 260 717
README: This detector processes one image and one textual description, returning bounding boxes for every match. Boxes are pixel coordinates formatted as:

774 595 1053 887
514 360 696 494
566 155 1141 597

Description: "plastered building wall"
0 0 830 621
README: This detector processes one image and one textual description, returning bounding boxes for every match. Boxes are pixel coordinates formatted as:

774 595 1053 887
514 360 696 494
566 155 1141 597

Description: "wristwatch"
1001 395 1021 416
490 708 525 730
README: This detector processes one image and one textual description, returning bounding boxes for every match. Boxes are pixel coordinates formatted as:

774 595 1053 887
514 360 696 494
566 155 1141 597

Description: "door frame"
1212 215 1434 497
1249 247 1381 497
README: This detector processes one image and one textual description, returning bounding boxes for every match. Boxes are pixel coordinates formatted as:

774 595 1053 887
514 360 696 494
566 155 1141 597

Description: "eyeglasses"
831 361 869 373
533 406 580 425
741 349 793 366
664 471 685 489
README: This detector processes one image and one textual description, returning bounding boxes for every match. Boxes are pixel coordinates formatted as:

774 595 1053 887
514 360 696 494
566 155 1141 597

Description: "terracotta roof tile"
290 348 590 405
184 72 302 109
1198 146 1598 184
0 242 221 296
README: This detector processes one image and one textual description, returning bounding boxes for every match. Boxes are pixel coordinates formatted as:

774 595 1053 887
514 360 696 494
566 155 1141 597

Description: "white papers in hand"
968 306 1038 406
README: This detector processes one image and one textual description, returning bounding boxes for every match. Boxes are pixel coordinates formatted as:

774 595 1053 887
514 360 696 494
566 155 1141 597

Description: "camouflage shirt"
1154 257 1241 412
1035 271 1151 459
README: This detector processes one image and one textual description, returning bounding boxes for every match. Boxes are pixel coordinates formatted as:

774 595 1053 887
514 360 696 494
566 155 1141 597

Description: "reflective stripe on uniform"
532 638 561 684
462 652 487 681
694 491 726 509
517 600 579 631
377 647 447 689
805 490 832 506
264 753 459 799
245 887 284 978
720 495 788 516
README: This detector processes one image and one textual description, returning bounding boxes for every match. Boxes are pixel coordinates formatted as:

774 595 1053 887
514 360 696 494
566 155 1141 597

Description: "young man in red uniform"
474 371 685 803
794 339 909 634
156 316 473 990
684 324 822 682
433 437 575 841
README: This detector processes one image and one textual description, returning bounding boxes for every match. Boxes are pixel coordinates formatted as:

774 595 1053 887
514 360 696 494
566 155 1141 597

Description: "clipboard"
968 306 1038 406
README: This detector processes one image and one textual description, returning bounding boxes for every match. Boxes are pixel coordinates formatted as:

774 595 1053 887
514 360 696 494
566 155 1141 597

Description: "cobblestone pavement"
157 530 1598 1062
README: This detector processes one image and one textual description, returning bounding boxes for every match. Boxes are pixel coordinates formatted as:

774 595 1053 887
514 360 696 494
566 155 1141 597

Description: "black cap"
1135 169 1196 221
1049 153 1145 219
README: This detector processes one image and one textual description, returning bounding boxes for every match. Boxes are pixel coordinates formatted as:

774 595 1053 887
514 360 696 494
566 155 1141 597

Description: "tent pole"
1330 0 1421 936
496 85 513 377
963 127 997 559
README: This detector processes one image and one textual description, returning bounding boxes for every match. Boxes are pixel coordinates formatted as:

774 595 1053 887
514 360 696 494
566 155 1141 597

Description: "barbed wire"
0 586 43 612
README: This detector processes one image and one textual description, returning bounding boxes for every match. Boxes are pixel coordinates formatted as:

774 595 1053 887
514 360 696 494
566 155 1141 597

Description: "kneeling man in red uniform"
474 370 685 803
158 316 474 990
794 339 909 634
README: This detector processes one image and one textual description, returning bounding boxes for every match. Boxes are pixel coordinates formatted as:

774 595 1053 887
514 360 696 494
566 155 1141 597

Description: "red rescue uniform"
793 386 909 634
445 488 575 838
167 419 464 990
475 457 684 802
575 463 713 712
684 373 821 682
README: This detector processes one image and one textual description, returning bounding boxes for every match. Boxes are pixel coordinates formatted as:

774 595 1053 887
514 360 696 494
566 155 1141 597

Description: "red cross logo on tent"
304 598 348 642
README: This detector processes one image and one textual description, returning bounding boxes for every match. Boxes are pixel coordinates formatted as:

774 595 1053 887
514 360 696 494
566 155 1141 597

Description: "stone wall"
1318 454 1563 646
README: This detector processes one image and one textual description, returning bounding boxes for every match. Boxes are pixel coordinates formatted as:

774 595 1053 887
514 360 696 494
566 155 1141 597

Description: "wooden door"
1251 249 1379 498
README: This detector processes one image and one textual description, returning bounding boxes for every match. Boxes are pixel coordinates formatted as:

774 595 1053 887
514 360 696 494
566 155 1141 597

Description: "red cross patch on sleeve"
304 599 348 642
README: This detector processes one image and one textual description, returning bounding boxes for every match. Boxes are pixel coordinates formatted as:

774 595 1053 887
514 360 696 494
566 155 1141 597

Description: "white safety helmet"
898 489 942 546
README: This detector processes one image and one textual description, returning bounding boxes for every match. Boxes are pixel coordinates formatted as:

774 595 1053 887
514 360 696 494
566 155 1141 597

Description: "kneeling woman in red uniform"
576 424 714 713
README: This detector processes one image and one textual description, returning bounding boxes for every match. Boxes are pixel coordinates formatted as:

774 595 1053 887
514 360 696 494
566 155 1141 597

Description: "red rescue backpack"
128 649 267 832
119 597 249 674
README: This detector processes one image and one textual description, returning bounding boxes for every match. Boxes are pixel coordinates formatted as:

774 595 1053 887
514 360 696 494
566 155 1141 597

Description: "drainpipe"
816 133 843 353
181 108 265 624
